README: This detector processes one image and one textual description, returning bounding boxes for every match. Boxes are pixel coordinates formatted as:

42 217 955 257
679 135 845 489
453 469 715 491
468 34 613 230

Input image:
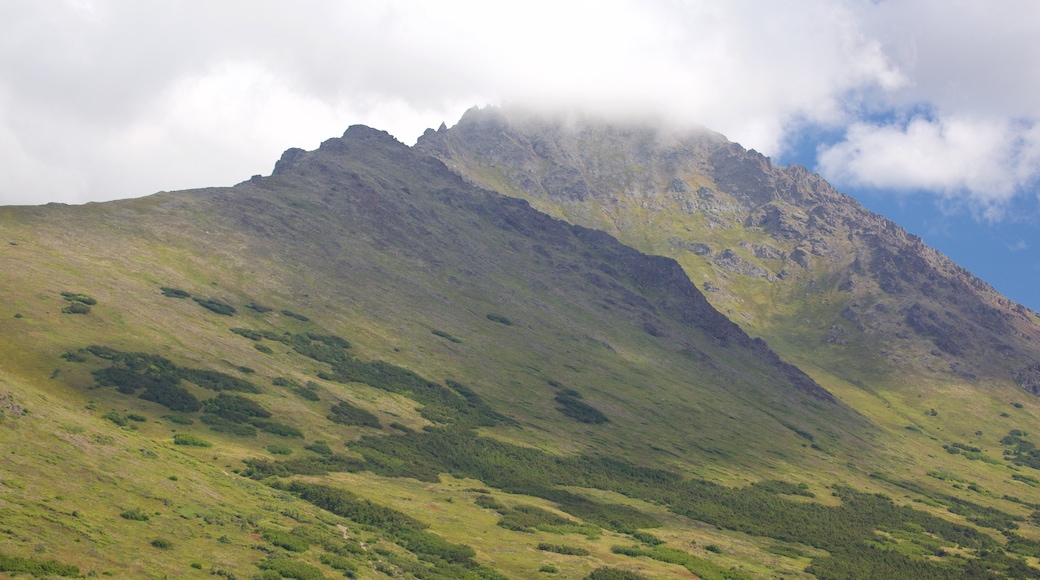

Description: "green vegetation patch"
173 433 212 447
611 545 752 580
328 400 381 428
486 313 513 325
285 481 507 579
281 309 310 321
61 302 91 314
554 390 608 424
537 542 589 556
0 552 79 577
499 505 577 532
159 286 190 298
61 291 97 305
192 297 236 315
586 568 648 580
431 329 461 343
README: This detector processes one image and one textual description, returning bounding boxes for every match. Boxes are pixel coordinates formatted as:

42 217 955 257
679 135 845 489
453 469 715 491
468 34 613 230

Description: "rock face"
417 106 1040 392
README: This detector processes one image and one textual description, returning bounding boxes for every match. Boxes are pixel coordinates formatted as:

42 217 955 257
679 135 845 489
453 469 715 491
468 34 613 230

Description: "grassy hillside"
1 124 1040 578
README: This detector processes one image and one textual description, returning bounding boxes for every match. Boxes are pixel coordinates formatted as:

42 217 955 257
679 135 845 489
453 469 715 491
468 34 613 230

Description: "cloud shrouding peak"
0 0 1038 214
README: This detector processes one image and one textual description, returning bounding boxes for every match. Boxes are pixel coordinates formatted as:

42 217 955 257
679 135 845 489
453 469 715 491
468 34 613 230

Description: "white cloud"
0 0 1038 210
817 116 1040 220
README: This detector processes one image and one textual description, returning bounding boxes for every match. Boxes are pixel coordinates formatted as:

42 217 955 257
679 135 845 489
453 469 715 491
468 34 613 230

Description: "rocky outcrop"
418 106 1040 393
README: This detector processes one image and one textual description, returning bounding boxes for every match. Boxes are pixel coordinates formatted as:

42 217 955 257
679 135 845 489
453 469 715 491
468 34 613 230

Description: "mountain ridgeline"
2 111 1040 578
418 106 1040 393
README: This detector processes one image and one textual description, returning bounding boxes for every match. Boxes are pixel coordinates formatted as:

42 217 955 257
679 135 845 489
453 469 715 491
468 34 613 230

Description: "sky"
2 0 1039 309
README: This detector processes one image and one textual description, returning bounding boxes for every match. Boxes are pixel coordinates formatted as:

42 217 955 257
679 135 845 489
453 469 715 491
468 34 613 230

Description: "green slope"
0 123 1039 578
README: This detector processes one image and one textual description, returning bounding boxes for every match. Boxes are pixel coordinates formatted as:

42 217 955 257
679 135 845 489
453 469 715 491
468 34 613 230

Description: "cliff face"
417 106 1040 391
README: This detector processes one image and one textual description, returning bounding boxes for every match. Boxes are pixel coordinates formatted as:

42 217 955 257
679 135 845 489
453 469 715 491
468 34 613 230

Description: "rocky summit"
1 109 1040 579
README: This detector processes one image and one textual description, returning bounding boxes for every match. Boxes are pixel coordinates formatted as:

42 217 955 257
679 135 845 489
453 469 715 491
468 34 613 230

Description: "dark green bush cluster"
87 347 260 413
257 558 325 580
162 414 193 425
286 481 498 576
241 454 364 479
252 420 303 438
150 538 173 549
631 531 664 546
498 505 576 532
751 480 815 498
60 350 86 362
173 433 212 447
281 309 309 321
192 297 236 315
204 393 270 422
245 301 273 313
554 390 608 424
1002 430 1040 469
61 302 91 314
585 568 647 580
0 552 79 577
610 545 749 580
267 444 293 455
486 313 513 325
119 507 150 521
231 327 263 341
160 287 190 298
328 400 381 428
103 410 128 426
61 291 96 305
474 495 504 510
303 441 333 456
262 529 309 552
431 329 462 343
319 552 358 576
536 542 589 556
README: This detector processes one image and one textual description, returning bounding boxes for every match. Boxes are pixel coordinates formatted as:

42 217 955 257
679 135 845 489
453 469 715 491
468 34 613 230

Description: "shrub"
60 350 86 362
126 413 147 422
431 329 461 343
272 377 297 387
267 444 293 456
173 433 212 447
203 393 271 422
586 567 647 580
200 414 257 436
102 410 128 426
61 302 91 314
631 531 664 546
61 292 97 305
119 508 150 521
474 495 504 510
258 558 324 580
486 313 513 325
281 309 310 322
162 414 194 425
292 387 320 401
555 393 609 424
192 297 236 316
159 287 190 298
230 327 262 341
262 529 309 552
303 441 333 456
327 401 381 428
0 552 79 577
540 564 559 573
252 420 303 438
245 302 273 313
705 544 722 553
254 344 273 354
150 538 172 549
537 542 589 556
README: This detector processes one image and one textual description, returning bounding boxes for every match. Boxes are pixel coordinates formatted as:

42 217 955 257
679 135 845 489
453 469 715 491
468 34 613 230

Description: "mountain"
417 106 1040 392
2 116 1040 579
